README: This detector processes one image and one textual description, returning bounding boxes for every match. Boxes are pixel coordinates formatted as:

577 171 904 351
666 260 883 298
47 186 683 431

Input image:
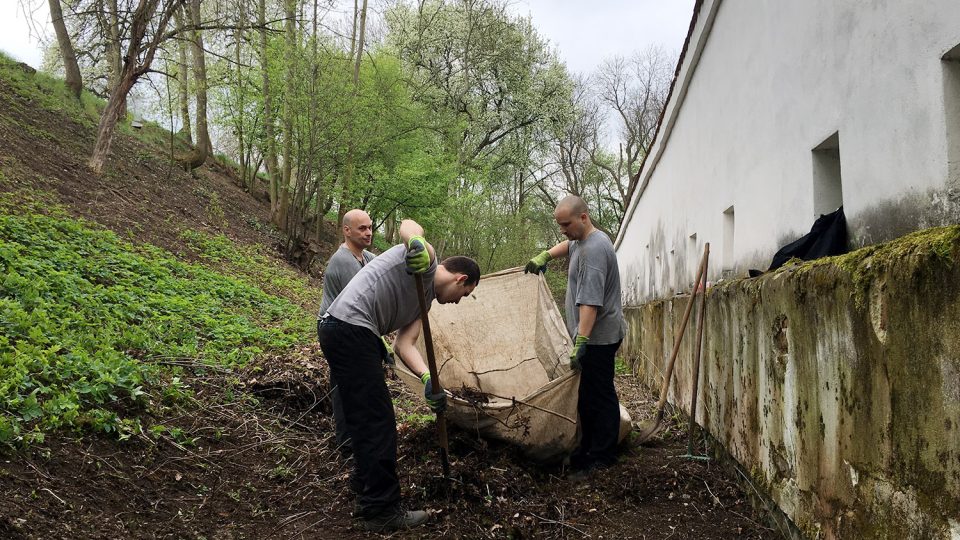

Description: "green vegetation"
614 356 631 376
796 224 960 307
0 52 101 127
394 397 435 427
178 229 322 310
0 209 313 447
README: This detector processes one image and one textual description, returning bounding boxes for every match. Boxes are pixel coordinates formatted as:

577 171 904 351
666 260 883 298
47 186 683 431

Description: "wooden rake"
413 273 451 478
634 243 710 444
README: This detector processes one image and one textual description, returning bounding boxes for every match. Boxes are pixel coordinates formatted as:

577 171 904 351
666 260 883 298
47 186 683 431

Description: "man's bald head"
343 209 370 229
342 209 373 250
553 195 594 242
555 195 589 218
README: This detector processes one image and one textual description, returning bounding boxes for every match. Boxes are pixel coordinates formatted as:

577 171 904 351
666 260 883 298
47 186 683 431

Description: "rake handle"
687 243 709 456
654 244 710 412
414 273 450 478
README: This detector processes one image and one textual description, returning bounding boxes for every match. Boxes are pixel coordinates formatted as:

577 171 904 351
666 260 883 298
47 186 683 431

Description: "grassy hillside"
0 194 317 446
0 51 324 448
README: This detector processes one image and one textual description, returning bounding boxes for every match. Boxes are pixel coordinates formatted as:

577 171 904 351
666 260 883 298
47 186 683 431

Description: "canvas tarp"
396 268 631 461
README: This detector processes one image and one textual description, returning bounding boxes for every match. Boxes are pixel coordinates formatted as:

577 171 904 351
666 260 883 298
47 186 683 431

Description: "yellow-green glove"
524 250 551 274
420 372 446 413
405 235 430 274
569 334 589 371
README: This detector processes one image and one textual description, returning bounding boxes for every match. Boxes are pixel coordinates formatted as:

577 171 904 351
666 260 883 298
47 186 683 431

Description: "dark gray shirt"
327 244 437 336
317 246 376 318
565 230 625 345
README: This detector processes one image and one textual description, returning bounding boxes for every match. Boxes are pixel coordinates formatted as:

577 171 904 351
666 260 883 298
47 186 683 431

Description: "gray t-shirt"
565 230 626 345
317 246 377 318
327 244 437 336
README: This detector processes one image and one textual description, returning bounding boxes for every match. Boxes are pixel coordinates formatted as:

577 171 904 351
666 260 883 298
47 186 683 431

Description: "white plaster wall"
617 0 960 304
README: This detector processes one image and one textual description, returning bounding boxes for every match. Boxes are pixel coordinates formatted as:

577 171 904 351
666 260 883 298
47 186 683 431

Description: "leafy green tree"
384 0 574 270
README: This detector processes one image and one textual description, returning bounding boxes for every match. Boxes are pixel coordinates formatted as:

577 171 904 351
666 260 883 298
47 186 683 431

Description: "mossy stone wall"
623 226 960 539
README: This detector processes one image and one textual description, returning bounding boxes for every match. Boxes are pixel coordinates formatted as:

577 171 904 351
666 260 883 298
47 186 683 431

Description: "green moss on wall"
797 225 960 308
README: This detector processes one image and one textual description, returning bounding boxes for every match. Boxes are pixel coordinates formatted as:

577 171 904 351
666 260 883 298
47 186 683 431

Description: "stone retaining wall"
622 227 960 539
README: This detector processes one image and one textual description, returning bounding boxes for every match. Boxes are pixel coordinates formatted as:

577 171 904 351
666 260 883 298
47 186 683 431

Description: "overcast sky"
509 0 694 75
0 1 694 76
0 1 49 67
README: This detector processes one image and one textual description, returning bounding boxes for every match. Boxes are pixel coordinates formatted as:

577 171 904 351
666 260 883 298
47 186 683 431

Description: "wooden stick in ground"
634 244 709 444
414 273 451 478
687 243 710 456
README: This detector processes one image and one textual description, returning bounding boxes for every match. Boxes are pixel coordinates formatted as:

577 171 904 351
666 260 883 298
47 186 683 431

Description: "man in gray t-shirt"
524 195 625 477
317 218 480 532
316 209 381 459
317 210 376 317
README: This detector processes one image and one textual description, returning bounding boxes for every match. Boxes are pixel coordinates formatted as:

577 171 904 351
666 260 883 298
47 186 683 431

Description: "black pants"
321 321 351 453
323 321 391 456
317 316 400 518
571 340 622 470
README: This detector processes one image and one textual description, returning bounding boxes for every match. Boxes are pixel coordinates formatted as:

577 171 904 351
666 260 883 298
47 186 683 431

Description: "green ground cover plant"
0 52 101 127
0 210 314 447
178 229 322 310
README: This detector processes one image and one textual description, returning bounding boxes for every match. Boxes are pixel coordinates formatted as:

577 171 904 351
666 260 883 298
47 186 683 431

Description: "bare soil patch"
0 349 777 539
0 75 336 266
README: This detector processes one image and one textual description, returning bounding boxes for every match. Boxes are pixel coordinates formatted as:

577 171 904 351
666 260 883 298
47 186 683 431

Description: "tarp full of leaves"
396 268 630 461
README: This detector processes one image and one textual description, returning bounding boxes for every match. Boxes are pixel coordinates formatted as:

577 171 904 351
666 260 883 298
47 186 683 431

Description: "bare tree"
88 0 186 173
592 45 674 214
552 74 601 198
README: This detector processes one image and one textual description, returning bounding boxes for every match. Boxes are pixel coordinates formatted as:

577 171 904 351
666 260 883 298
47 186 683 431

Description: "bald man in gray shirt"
317 209 390 464
525 195 626 481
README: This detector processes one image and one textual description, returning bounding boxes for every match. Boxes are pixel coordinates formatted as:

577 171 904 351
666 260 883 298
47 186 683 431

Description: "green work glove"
381 336 395 366
569 334 589 372
405 235 430 274
524 250 552 274
420 372 447 413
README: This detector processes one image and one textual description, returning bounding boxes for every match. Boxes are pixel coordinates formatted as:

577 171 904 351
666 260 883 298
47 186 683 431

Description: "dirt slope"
0 64 326 260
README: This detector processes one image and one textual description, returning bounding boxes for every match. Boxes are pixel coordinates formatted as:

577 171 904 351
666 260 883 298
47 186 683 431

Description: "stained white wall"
617 0 960 304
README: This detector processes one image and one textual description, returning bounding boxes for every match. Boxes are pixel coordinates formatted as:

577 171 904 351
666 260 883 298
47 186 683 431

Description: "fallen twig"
531 512 588 536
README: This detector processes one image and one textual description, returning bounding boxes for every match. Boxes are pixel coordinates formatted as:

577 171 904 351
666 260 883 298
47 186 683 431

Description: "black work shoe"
568 463 610 483
567 469 592 483
360 509 429 532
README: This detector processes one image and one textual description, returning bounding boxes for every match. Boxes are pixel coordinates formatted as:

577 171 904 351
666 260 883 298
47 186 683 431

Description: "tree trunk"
182 0 209 170
106 0 126 119
260 0 280 220
384 211 396 244
234 4 247 188
174 7 192 142
48 0 82 99
89 70 136 173
277 0 297 228
348 0 357 60
338 0 367 229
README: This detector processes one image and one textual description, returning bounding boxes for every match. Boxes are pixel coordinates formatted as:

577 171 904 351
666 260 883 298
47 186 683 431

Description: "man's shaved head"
556 195 589 218
343 209 370 229
342 209 373 250
553 195 594 242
